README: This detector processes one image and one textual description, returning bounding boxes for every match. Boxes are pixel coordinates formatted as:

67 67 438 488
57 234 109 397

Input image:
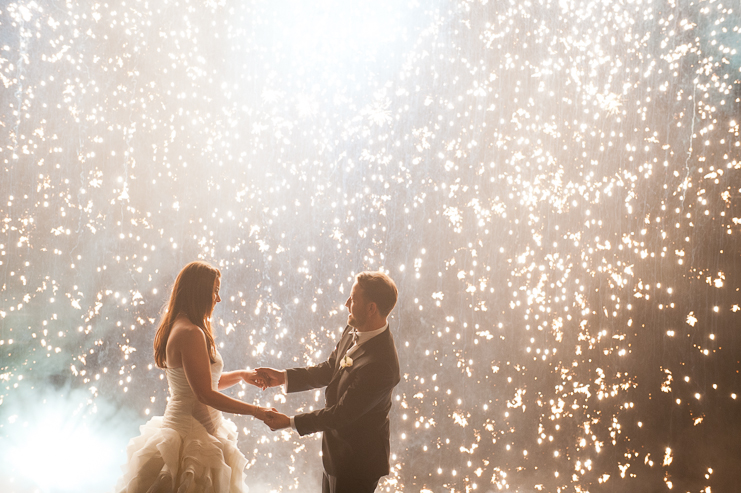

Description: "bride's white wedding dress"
116 350 247 493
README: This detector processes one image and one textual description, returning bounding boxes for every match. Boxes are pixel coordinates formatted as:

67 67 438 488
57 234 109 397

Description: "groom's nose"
345 297 351 309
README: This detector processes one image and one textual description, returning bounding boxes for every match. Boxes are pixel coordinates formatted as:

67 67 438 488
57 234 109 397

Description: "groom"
257 271 401 493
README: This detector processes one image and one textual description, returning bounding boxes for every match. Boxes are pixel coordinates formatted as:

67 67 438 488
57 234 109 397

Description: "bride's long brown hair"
153 261 220 368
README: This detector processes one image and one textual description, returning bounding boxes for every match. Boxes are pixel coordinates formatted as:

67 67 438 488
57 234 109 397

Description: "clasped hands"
243 367 290 431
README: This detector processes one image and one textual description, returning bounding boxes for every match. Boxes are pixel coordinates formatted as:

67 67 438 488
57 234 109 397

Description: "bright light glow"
2 407 121 491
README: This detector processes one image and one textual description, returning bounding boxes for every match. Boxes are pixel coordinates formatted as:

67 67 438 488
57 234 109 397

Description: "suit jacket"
286 325 401 480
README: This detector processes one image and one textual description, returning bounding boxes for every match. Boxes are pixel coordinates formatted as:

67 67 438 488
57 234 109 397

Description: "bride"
116 261 269 493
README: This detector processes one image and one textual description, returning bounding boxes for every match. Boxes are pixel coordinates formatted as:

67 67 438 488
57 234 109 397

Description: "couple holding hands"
116 261 401 493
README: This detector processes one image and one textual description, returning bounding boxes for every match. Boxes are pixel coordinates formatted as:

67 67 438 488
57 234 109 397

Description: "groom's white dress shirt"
283 323 389 431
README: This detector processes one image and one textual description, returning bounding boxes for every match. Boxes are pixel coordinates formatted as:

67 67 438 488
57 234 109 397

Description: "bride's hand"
253 406 277 421
242 370 268 390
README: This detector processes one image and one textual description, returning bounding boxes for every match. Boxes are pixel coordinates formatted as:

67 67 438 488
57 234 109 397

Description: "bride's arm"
218 370 245 390
175 326 267 417
218 370 265 390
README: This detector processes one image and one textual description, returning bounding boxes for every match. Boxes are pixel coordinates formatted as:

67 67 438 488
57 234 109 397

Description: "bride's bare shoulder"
169 317 206 343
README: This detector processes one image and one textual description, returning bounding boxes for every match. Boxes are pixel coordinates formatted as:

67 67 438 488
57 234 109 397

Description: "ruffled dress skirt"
115 415 247 493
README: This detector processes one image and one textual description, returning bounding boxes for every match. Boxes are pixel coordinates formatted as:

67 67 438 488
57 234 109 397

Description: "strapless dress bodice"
163 351 224 435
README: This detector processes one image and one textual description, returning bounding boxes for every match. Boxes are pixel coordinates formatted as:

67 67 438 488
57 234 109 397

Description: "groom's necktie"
346 329 359 355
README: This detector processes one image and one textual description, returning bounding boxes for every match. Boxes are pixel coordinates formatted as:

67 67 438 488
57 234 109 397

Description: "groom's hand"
255 367 285 388
263 409 290 431
241 370 268 390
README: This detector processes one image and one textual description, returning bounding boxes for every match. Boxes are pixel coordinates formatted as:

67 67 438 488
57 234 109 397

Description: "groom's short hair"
356 271 398 318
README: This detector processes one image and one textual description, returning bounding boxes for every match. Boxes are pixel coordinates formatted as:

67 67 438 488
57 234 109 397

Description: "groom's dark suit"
286 325 400 492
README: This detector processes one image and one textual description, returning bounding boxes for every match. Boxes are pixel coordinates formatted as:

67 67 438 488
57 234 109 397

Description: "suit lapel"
332 327 356 374
329 328 391 390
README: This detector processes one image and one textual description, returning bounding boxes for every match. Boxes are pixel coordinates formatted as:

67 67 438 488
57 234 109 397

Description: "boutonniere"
340 355 353 369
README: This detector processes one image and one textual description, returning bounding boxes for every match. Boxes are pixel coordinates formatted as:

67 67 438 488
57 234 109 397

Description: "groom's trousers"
322 472 379 493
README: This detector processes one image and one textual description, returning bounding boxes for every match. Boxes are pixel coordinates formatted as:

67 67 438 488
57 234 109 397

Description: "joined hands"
242 367 284 390
252 406 289 430
254 367 285 388
241 370 269 390
262 409 290 431
245 367 290 430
